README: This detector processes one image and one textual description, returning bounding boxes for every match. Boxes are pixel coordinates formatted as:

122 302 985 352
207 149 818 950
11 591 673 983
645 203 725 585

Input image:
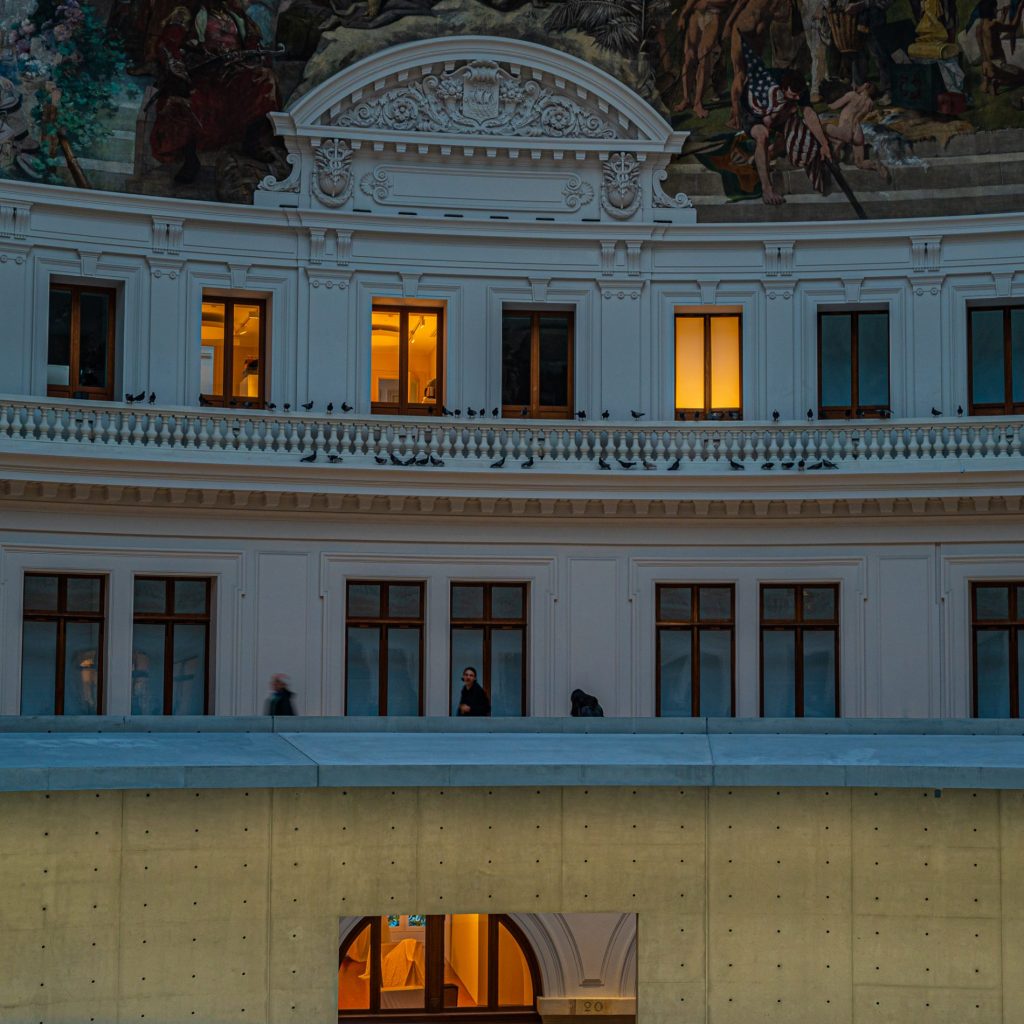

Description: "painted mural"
1 0 1022 219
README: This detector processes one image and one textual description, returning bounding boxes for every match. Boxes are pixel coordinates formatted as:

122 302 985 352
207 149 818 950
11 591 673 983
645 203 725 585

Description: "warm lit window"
656 584 734 716
47 284 115 400
818 310 889 418
450 583 528 717
131 577 212 715
761 584 839 717
968 306 1024 415
200 296 266 407
21 574 105 715
674 312 741 419
501 310 573 419
345 582 424 716
971 582 1024 717
371 305 443 414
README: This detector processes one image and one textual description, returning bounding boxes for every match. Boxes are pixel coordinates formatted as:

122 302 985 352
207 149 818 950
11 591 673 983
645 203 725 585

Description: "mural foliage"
1 0 1022 219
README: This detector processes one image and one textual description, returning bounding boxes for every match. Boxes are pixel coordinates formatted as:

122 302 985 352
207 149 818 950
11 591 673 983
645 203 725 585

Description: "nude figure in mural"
974 0 1024 95
723 0 792 130
823 81 890 180
676 0 730 118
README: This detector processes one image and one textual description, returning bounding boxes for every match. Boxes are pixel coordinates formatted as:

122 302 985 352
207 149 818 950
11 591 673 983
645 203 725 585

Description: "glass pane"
803 631 837 717
857 313 889 408
976 630 1010 718
131 624 166 715
172 624 207 715
63 622 100 715
971 309 1005 406
502 314 531 408
389 585 421 619
762 631 796 716
820 314 853 408
347 584 380 619
1018 587 1024 621
976 586 1009 620
492 586 524 620
659 629 692 716
379 914 425 1009
452 585 484 620
1018 629 1023 718
762 587 796 621
371 309 401 405
538 315 570 409
134 578 166 615
24 575 58 612
386 627 421 715
674 317 705 410
406 312 439 406
490 628 524 717
497 921 533 1007
446 914 488 1008
174 580 208 615
699 586 732 622
67 577 102 613
21 621 57 715
709 316 741 409
231 303 261 399
47 288 72 388
77 291 111 389
452 629 484 716
346 626 381 715
201 300 226 397
1012 310 1024 403
659 586 692 623
803 587 836 621
699 630 733 717
339 922 371 1012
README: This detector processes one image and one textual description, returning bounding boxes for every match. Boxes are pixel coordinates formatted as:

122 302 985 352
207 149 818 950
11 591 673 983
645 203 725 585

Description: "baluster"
893 426 906 461
144 412 158 447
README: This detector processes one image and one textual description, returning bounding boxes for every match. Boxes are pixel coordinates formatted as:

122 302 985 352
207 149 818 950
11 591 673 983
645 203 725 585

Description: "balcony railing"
1 397 1022 473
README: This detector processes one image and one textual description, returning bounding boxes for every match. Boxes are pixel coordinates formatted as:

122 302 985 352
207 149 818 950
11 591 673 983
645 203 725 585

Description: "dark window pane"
386 627 420 715
66 577 102 613
174 580 208 615
971 309 1006 406
452 585 485 620
659 630 692 716
490 628 524 716
857 313 889 407
803 631 837 716
538 316 570 408
1018 629 1024 718
659 586 692 622
77 291 110 388
763 631 796 716
976 630 1010 717
699 630 732 717
47 289 72 388
172 624 206 714
131 624 166 715
763 587 796 620
24 575 58 612
1012 310 1024 404
388 585 421 618
63 622 100 714
21 621 58 714
347 584 380 619
502 315 531 407
803 587 836 621
820 314 852 407
346 627 380 715
699 587 732 622
1018 586 1024 619
976 586 1010 620
452 629 484 715
134 578 166 615
492 586 524 620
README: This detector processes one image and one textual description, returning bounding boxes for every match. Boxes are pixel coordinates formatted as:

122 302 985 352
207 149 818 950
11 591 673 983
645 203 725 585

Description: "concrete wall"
3 785 1023 1024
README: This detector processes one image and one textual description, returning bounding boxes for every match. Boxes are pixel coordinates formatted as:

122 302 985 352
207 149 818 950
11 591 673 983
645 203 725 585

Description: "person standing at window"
456 666 490 717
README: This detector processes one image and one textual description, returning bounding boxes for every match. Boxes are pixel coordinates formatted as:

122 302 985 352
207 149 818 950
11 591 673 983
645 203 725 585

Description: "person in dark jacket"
456 666 491 717
266 674 296 716
570 688 604 717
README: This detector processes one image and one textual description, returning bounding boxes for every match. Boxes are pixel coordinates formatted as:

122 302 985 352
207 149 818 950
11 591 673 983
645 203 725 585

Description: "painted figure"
723 0 792 129
109 0 182 74
823 81 890 179
972 0 1024 94
676 0 730 117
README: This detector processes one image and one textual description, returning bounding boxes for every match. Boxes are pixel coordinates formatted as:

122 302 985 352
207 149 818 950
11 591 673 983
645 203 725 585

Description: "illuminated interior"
674 314 741 414
200 300 262 400
371 308 441 410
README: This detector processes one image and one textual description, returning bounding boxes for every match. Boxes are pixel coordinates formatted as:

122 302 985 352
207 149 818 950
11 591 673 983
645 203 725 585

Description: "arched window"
339 914 540 1019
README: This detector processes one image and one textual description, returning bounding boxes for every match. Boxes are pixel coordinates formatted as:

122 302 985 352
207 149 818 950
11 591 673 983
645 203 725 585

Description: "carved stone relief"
311 140 354 207
600 152 641 220
561 175 595 211
360 168 393 202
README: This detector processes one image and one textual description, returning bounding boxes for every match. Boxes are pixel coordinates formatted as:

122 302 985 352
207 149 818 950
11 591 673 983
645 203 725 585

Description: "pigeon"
490 455 507 469
241 401 254 409
576 410 587 420
772 409 780 422
267 403 277 410
374 455 388 465
414 453 430 466
454 410 462 417
707 411 723 421
300 451 317 463
780 461 795 469
728 411 741 420
805 460 824 471
341 402 353 413
806 408 814 420
328 454 343 464
630 410 645 420
521 455 534 469
491 408 499 418
228 399 237 407
598 456 612 471
443 406 454 416
666 457 681 471
601 410 610 419
126 390 145 404
148 392 156 404
301 401 314 411
880 409 892 419
467 407 477 417
692 410 701 421
617 458 636 469
761 461 775 470
326 403 334 414
931 407 942 416
796 459 806 470
822 458 838 469
389 452 406 466
125 392 135 404
198 395 210 407
728 458 745 471
643 459 657 471
429 454 444 467
957 405 964 416
283 403 291 411
520 407 529 417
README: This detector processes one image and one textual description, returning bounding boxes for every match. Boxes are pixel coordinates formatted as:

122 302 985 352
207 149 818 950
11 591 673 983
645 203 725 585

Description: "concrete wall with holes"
2 784 1023 1024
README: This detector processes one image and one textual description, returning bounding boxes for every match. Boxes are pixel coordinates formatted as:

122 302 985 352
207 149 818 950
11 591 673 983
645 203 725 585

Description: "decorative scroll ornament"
257 152 300 194
652 168 693 210
360 167 393 202
311 140 353 207
601 152 641 220
561 175 595 211
332 60 617 139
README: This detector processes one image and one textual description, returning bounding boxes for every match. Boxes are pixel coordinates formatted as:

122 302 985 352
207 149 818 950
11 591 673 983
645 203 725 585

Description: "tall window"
656 584 734 716
131 577 212 715
47 284 115 400
21 574 105 715
450 583 528 716
200 296 266 407
674 312 742 420
502 311 573 419
761 584 839 717
346 582 424 716
818 310 889 418
968 306 1024 414
972 582 1024 717
371 306 443 415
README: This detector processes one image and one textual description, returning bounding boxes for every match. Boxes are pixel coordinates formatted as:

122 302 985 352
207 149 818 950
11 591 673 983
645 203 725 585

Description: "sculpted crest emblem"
312 140 354 207
601 152 642 220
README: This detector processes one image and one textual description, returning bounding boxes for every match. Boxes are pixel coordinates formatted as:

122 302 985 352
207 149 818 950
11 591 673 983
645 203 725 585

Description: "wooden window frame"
22 573 106 715
970 581 1023 718
967 304 1024 415
338 913 541 1021
371 305 445 416
817 309 890 419
759 583 840 717
501 310 574 420
673 312 743 421
450 583 529 717
345 581 425 716
201 294 268 409
47 284 117 401
132 576 213 716
654 584 736 716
